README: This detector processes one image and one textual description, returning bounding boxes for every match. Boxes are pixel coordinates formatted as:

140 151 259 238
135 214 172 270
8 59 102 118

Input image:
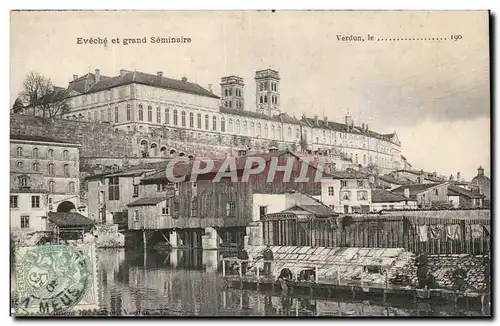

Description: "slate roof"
293 204 337 218
372 189 410 203
48 212 95 226
378 174 414 186
447 185 483 199
219 107 274 120
327 170 368 180
10 134 74 144
141 150 326 182
127 197 167 207
85 70 219 99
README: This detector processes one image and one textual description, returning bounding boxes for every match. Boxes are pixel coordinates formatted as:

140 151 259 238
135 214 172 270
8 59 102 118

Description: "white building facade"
62 68 402 174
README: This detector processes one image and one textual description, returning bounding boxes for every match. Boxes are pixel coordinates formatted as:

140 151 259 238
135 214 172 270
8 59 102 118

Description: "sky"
10 10 490 181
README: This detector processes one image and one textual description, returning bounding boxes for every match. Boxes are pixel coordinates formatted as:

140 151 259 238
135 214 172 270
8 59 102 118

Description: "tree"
11 98 24 114
18 72 71 118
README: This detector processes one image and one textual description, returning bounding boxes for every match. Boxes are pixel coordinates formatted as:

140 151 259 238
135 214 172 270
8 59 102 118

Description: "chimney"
314 115 319 126
403 188 410 199
208 84 213 93
323 116 328 124
420 169 425 184
157 71 163 78
182 77 187 83
457 172 461 182
477 166 484 176
120 69 128 77
365 124 369 131
433 171 437 177
361 123 365 131
72 74 78 81
95 69 100 83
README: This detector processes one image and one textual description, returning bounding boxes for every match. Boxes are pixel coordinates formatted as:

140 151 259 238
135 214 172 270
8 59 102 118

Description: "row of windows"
16 161 71 176
223 100 243 109
15 147 70 160
10 195 41 209
223 88 243 98
259 81 278 92
340 190 369 201
258 95 279 105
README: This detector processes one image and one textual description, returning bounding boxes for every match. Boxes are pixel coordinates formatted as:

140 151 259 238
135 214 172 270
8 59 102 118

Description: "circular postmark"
16 245 92 315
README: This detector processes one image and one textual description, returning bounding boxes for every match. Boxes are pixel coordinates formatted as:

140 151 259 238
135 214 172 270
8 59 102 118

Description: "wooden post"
385 269 389 289
337 269 341 285
315 266 318 283
222 258 226 277
238 261 242 278
360 266 364 288
142 228 147 250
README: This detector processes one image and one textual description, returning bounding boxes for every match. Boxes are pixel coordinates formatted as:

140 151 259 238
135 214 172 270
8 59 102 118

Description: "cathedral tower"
255 69 280 117
220 76 245 110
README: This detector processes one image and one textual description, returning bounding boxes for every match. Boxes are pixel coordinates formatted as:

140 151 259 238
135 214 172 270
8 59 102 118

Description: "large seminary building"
59 68 403 174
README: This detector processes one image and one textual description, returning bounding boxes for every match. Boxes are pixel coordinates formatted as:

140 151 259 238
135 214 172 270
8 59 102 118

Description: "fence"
262 214 490 255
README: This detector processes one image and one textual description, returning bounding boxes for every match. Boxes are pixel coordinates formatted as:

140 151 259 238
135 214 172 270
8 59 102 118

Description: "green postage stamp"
13 243 99 315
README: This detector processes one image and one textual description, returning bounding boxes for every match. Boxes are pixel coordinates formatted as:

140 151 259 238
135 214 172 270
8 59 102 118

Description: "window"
181 111 186 127
235 120 240 134
162 203 170 215
257 123 262 136
68 181 76 193
288 127 292 137
31 196 40 208
138 104 144 121
10 195 18 208
173 109 178 125
133 210 139 222
205 115 209 130
21 216 30 229
357 180 364 188
93 110 98 120
296 129 300 139
164 108 169 125
32 162 39 172
48 163 54 176
108 177 120 200
19 175 28 187
341 180 348 188
147 106 153 122
328 186 335 196
264 124 268 137
213 116 217 131
16 147 23 156
190 201 197 217
433 189 439 196
133 184 139 197
221 117 226 132
48 149 54 158
107 107 112 122
115 107 119 123
189 112 194 127
157 182 167 192
48 181 55 192
226 201 236 217
100 109 104 121
126 104 131 121
63 164 70 177
329 205 335 210
155 107 161 123
259 206 267 219
264 95 268 103
357 190 368 201
341 191 351 201
172 201 180 217
62 150 69 160
228 119 233 133
32 148 39 158
259 96 263 104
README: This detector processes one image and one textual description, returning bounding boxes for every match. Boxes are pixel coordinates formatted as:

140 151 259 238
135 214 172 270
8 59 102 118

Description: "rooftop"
372 189 410 203
48 212 95 227
10 134 74 144
127 197 167 207
71 70 219 99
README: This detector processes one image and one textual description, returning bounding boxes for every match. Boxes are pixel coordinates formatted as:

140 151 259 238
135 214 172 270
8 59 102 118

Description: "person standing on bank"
263 245 274 276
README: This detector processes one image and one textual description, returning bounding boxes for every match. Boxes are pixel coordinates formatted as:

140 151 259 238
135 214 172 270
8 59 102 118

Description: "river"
96 248 488 317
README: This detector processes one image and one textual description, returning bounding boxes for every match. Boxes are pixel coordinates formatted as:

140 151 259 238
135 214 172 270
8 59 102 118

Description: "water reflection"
97 248 488 317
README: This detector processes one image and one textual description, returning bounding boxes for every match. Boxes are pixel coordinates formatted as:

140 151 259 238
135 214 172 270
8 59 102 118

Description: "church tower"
220 76 244 110
255 69 280 117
